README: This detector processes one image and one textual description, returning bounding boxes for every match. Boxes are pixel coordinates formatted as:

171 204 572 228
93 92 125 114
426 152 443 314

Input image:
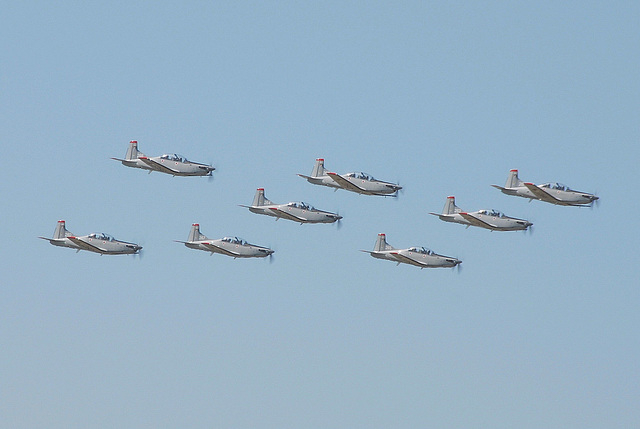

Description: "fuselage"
248 202 342 224
118 155 214 176
497 184 598 206
301 172 401 196
370 248 461 268
185 238 273 258
435 210 532 231
42 234 142 254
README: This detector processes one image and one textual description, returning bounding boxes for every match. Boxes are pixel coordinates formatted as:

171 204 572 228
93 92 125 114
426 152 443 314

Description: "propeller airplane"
175 223 274 259
39 220 142 255
429 196 533 232
240 188 342 224
361 233 461 269
298 158 402 196
491 169 599 207
112 140 215 177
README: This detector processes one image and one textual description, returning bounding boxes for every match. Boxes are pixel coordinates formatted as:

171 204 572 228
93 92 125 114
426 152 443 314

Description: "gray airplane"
175 223 274 259
240 188 342 224
429 196 533 232
112 140 215 177
491 169 599 207
39 220 142 255
298 158 402 196
361 233 461 269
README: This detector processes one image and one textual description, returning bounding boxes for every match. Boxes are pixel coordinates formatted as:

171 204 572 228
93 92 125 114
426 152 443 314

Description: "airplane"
360 233 461 269
491 169 599 207
111 140 215 177
429 196 533 232
297 158 402 196
175 223 274 259
239 188 343 224
39 220 142 255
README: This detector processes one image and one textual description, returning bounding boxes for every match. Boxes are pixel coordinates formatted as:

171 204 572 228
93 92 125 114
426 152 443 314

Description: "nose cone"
328 213 342 221
446 258 462 267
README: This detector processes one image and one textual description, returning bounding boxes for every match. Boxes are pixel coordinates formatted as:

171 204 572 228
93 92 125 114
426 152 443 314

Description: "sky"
1 1 639 428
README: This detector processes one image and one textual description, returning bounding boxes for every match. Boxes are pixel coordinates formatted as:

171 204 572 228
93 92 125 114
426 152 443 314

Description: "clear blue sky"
1 1 639 428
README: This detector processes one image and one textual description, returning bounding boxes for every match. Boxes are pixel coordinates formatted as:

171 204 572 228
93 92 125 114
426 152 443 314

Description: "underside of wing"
67 237 105 253
326 173 366 193
201 242 240 257
459 213 496 229
138 158 179 174
267 208 308 222
523 183 561 203
390 252 426 267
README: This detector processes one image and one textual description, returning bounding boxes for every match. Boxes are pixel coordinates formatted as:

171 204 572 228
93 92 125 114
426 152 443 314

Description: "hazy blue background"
1 1 638 428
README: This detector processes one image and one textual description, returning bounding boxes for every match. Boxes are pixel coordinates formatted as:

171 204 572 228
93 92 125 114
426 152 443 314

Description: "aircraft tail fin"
187 223 208 242
442 196 462 215
53 220 73 239
506 169 523 188
374 233 395 251
311 158 326 177
252 188 273 207
124 140 145 160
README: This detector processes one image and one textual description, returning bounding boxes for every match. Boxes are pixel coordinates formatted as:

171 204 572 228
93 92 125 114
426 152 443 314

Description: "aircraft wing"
389 252 426 267
201 242 241 257
138 157 179 174
459 213 496 229
523 183 561 203
326 173 367 193
67 237 105 253
267 208 308 222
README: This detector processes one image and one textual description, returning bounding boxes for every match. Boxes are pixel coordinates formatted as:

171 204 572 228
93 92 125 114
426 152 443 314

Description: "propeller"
334 211 343 230
133 247 144 260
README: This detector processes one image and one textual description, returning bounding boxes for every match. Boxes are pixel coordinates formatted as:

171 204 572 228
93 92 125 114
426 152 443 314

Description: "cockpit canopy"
286 202 315 210
88 232 114 241
160 153 188 163
346 172 375 181
541 182 571 191
478 209 505 217
222 237 247 245
408 246 433 255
